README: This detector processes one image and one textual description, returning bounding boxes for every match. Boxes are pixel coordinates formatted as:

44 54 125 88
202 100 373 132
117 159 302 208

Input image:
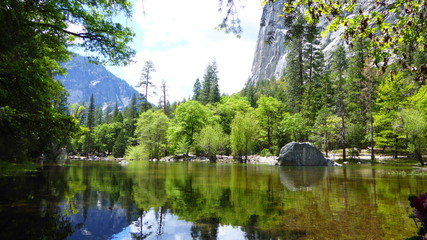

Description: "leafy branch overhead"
0 0 136 161
282 0 427 78
220 0 427 79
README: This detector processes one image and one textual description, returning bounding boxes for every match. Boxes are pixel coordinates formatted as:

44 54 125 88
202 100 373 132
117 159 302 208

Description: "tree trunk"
341 115 346 162
415 150 424 166
369 106 375 163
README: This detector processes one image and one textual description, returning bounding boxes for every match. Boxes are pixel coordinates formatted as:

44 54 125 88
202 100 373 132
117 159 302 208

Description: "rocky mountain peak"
56 54 139 108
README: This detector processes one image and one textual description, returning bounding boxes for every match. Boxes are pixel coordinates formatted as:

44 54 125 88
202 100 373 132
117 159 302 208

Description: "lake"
0 161 425 239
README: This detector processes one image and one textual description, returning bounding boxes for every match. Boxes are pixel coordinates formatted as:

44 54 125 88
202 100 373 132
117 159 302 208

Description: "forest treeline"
3 0 427 164
70 22 427 165
70 12 427 164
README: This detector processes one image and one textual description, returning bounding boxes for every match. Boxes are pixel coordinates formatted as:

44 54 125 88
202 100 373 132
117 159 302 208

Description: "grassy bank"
0 161 39 176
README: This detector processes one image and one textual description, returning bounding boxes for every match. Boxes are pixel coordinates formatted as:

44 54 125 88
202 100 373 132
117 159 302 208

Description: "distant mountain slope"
56 54 139 107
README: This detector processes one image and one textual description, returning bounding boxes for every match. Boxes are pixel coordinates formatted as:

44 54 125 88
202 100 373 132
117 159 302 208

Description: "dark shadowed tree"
0 0 135 161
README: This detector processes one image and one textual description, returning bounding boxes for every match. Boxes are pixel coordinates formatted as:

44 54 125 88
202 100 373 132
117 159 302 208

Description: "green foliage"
134 110 170 159
346 123 366 159
374 71 415 153
168 101 214 155
69 103 86 125
216 94 253 134
397 108 427 165
194 124 229 161
279 113 310 142
283 0 427 79
193 78 202 101
230 111 259 161
312 107 340 156
112 130 127 158
125 144 146 160
256 96 284 153
0 0 135 161
93 122 123 155
201 60 221 104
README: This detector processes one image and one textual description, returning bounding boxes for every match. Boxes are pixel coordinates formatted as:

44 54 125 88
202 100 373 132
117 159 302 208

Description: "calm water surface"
0 161 426 240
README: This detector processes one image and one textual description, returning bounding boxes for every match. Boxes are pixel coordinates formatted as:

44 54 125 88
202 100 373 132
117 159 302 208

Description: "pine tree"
283 13 305 113
209 77 221 103
104 104 111 123
330 45 349 161
129 93 138 119
375 71 415 158
85 94 95 130
94 106 103 125
138 60 156 112
201 60 220 104
243 78 257 108
112 130 127 158
361 62 380 162
83 94 95 155
113 102 119 120
193 78 202 101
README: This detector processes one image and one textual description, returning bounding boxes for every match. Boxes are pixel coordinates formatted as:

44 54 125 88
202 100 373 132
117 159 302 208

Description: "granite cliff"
249 1 367 82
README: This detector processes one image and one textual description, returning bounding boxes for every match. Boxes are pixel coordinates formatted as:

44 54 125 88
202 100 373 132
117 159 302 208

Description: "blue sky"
106 0 263 103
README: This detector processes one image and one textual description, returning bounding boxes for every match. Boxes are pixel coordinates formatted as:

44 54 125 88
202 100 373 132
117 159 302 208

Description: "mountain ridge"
56 54 139 107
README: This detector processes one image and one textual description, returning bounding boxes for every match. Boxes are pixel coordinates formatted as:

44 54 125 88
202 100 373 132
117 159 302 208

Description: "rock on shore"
278 142 341 166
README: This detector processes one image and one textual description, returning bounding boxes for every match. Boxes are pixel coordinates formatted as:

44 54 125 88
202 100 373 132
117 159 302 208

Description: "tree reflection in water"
0 162 426 239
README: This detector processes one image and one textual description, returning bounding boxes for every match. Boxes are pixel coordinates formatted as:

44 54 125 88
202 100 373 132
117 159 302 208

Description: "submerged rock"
278 142 340 166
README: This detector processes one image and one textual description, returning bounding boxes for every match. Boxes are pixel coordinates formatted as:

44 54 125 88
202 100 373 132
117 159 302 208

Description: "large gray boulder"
279 142 332 166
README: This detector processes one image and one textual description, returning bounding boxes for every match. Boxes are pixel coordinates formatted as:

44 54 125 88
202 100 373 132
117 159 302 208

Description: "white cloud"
108 0 263 103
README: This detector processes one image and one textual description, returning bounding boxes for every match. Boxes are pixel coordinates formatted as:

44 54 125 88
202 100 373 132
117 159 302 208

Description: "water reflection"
0 162 426 239
279 167 327 191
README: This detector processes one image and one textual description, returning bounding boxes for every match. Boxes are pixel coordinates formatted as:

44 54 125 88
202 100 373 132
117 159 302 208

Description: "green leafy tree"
255 96 284 154
93 122 122 155
231 112 259 162
114 112 124 123
123 93 139 141
0 0 135 161
168 101 214 155
242 78 257 108
195 124 229 162
346 123 366 160
216 94 253 134
133 110 170 160
312 107 340 157
395 86 427 165
279 113 310 142
70 103 86 125
94 106 103 126
374 71 415 157
361 63 380 161
113 102 119 120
